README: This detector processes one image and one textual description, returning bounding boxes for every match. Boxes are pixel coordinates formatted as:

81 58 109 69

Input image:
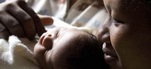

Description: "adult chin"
102 43 122 69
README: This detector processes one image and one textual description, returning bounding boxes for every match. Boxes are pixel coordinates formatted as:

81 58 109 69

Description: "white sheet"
0 35 40 69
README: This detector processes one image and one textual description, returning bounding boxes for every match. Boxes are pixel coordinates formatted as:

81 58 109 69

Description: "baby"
0 27 109 69
34 27 109 69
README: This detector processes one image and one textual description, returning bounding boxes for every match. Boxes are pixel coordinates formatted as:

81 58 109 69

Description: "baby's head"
34 27 109 69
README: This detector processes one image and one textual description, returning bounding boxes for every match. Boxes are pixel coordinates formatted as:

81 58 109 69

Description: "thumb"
38 14 54 26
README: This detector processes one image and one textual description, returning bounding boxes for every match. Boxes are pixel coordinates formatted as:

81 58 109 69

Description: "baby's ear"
38 14 54 26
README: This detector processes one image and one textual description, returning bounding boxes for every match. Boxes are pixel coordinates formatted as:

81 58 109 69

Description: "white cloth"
26 0 107 31
28 0 68 20
0 36 39 69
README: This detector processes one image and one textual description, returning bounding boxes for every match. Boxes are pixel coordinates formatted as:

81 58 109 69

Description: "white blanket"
0 35 40 69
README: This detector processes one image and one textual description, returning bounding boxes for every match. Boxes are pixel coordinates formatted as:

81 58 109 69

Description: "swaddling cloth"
0 35 40 69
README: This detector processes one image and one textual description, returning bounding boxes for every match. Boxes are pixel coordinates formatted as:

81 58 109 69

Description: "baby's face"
34 28 95 69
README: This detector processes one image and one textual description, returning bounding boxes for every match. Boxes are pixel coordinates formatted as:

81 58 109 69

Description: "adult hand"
0 0 53 39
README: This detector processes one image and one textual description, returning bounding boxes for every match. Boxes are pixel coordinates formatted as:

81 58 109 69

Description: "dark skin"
0 0 52 39
0 0 151 69
0 0 110 69
2 0 151 69
34 27 109 69
0 0 79 39
0 1 109 69
0 0 104 39
97 0 151 69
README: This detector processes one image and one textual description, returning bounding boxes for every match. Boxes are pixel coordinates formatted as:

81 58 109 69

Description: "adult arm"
0 0 53 39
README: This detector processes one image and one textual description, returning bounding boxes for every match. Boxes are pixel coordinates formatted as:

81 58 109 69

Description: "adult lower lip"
104 52 118 63
102 43 118 63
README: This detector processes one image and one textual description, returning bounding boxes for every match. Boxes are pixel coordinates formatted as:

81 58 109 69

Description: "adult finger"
5 1 36 39
17 0 46 37
38 14 53 26
0 23 11 39
0 11 25 37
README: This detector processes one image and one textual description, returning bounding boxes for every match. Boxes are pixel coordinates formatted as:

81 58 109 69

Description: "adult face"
97 0 151 69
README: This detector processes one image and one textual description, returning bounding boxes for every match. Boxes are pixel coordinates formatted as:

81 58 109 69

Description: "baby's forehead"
46 27 95 42
66 28 93 37
58 27 95 41
55 27 92 36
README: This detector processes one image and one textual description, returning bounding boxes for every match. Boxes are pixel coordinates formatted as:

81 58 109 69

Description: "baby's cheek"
33 43 49 69
51 50 76 68
33 43 46 58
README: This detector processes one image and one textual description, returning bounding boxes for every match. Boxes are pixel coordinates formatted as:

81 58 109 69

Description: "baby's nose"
41 33 53 50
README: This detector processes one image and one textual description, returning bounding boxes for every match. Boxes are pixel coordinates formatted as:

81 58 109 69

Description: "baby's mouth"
102 43 118 63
